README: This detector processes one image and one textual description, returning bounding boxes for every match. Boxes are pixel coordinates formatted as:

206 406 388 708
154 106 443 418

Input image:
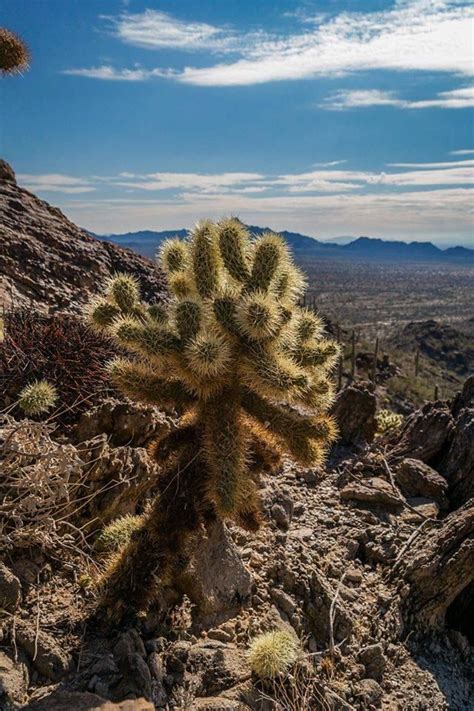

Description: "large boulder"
177 520 252 622
395 458 448 504
391 401 454 463
331 383 377 445
440 407 474 508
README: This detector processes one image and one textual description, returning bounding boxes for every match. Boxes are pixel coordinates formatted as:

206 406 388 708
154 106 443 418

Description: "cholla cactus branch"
87 218 338 617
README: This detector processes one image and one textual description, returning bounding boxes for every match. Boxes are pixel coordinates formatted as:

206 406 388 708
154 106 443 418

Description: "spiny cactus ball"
248 630 299 678
0 28 30 75
88 218 339 615
18 380 58 416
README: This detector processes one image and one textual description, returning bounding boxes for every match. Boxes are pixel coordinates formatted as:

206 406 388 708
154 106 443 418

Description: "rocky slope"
0 378 472 710
0 160 167 312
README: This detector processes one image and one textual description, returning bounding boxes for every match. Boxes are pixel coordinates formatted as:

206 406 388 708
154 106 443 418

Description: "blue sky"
2 0 473 245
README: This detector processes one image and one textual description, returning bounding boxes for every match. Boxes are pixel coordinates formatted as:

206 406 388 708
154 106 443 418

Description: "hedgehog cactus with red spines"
88 218 339 617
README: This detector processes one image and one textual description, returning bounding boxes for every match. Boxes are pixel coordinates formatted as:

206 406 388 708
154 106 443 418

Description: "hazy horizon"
3 0 474 247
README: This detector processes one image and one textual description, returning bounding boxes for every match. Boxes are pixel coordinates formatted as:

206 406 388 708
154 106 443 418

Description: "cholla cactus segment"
169 272 194 299
106 273 140 312
248 630 299 678
95 514 144 553
191 221 221 299
147 302 168 324
86 216 339 617
18 380 58 416
89 298 120 329
236 292 281 341
185 329 232 379
217 218 251 282
175 299 202 341
0 28 30 75
160 239 188 274
295 310 325 344
247 233 286 293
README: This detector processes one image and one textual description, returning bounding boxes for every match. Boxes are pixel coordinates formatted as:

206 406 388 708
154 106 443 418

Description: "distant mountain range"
95 226 474 264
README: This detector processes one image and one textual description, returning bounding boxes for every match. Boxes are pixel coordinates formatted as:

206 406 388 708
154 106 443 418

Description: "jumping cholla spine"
88 218 339 616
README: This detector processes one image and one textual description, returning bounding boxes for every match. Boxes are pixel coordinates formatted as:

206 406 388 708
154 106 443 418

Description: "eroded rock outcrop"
0 160 167 312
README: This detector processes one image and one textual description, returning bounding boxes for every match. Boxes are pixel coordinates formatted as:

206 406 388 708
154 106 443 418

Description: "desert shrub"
0 416 84 552
249 630 299 678
0 308 117 424
0 28 29 75
95 514 144 553
376 408 404 436
88 219 339 616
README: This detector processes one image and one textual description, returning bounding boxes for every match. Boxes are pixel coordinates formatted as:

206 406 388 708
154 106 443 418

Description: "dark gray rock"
395 458 448 503
0 562 21 612
440 408 474 508
340 478 402 509
16 623 72 681
331 383 377 445
392 401 454 463
177 521 252 620
358 643 386 681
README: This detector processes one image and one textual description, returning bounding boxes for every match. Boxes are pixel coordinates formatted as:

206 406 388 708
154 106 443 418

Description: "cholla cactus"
248 630 299 678
89 219 338 616
18 380 58 416
0 28 30 75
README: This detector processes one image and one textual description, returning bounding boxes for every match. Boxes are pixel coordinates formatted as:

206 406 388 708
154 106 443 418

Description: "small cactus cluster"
0 28 30 76
18 380 58 416
376 408 404 436
248 629 299 678
88 219 339 615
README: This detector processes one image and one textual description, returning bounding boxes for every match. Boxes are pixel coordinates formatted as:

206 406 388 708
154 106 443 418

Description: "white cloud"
112 171 266 193
62 186 474 240
17 174 95 194
312 160 347 167
322 86 474 110
64 1 474 86
62 65 173 81
450 149 474 155
107 9 236 52
19 160 474 202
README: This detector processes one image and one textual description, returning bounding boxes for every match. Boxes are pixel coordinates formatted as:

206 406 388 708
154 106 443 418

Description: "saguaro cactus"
89 219 339 617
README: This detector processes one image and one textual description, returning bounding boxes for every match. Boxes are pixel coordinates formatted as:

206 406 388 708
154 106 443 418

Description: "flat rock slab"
340 477 402 508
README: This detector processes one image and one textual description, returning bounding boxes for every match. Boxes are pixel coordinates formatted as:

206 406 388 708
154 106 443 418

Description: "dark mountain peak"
95 224 473 264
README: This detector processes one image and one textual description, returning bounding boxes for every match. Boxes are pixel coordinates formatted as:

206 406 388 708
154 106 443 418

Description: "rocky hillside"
0 160 167 313
389 320 474 377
